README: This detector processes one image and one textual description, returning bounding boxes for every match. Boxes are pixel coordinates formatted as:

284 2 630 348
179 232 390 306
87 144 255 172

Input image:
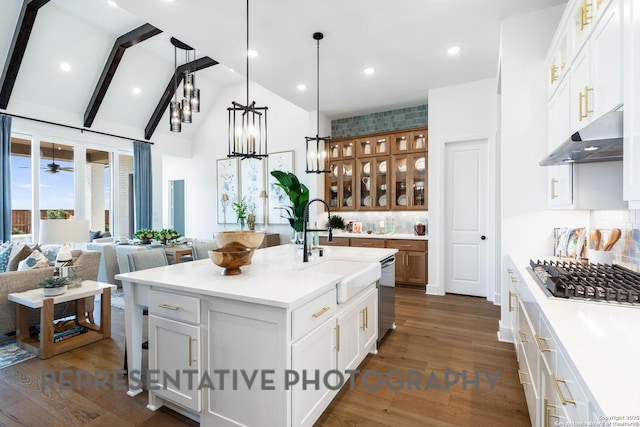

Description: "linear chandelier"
170 37 200 132
305 32 331 174
227 0 268 159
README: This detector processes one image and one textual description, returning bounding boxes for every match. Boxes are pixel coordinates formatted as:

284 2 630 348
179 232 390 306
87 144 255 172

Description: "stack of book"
53 325 86 343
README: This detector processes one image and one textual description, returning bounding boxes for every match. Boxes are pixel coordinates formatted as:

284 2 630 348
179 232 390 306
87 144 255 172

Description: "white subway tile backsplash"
591 210 640 266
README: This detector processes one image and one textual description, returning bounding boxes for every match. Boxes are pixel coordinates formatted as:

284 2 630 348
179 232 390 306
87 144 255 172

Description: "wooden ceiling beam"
0 0 50 110
84 23 162 128
144 56 218 140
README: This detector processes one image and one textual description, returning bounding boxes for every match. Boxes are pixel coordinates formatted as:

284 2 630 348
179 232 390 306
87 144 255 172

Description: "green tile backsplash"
331 105 428 138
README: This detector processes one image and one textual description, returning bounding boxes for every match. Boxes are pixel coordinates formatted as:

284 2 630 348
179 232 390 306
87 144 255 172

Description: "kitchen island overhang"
116 244 397 426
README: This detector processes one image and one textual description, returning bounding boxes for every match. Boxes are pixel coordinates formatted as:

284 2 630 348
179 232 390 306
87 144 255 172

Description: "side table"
8 281 115 359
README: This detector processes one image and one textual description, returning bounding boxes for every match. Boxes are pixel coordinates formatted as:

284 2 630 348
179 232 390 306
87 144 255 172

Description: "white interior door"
444 140 488 297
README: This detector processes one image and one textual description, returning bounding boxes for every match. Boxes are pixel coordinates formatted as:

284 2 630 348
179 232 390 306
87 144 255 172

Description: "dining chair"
190 242 218 261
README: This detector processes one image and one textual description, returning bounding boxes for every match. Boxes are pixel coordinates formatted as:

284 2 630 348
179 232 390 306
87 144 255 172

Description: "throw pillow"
17 250 49 271
39 244 61 266
0 243 14 272
89 231 101 241
7 243 33 271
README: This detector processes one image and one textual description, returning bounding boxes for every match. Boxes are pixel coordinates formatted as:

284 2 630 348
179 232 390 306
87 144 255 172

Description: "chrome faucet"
302 198 332 262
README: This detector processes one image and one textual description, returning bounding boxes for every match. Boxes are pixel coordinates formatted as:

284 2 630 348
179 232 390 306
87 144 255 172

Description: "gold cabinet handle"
365 306 369 329
312 306 330 318
510 276 518 283
545 399 561 427
507 269 514 274
551 178 559 199
519 331 528 343
535 335 552 352
508 291 515 312
360 309 366 331
188 336 196 366
551 374 576 405
517 370 529 385
581 0 593 30
550 65 559 84
585 85 593 116
335 324 340 351
159 303 180 311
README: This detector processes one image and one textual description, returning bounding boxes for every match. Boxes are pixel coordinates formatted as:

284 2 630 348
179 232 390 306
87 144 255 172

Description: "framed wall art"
240 157 266 224
216 158 239 224
266 150 294 225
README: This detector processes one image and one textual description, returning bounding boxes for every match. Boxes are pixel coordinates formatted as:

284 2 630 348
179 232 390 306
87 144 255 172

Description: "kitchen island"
116 244 396 427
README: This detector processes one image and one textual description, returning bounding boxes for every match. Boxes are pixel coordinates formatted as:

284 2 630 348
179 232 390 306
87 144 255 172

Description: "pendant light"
169 37 201 132
227 0 268 159
305 32 331 174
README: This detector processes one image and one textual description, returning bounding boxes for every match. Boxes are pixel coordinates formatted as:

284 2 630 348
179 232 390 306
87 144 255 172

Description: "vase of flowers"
133 228 155 244
155 228 181 245
233 197 249 230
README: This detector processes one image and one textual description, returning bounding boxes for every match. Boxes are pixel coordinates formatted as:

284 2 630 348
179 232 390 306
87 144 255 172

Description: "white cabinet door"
336 299 361 372
359 290 377 353
570 45 592 132
591 0 623 117
148 315 201 412
547 76 574 208
624 0 640 205
291 318 338 427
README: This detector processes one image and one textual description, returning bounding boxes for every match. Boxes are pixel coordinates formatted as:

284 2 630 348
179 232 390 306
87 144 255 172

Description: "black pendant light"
227 0 268 159
305 32 331 174
169 37 200 132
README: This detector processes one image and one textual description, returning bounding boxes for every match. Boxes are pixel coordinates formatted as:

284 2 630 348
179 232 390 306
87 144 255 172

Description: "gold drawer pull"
551 374 576 405
519 331 528 343
335 324 340 351
508 291 515 312
360 309 366 330
517 370 529 385
507 269 514 273
365 306 369 329
159 303 180 311
545 399 560 427
312 306 330 318
188 336 196 366
536 335 552 352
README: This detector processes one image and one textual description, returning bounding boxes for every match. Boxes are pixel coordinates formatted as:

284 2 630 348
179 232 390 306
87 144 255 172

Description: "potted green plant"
232 197 249 230
270 171 310 239
155 228 181 245
133 228 155 244
37 276 70 296
329 214 346 230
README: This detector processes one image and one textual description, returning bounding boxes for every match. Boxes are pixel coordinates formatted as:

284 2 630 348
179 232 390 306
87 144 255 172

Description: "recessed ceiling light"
296 84 307 91
60 63 71 72
132 87 141 95
247 50 259 58
363 67 375 75
107 0 117 7
447 46 461 55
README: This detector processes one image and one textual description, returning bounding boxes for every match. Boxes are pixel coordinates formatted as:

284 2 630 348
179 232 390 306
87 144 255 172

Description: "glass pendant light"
305 32 331 174
227 0 268 159
170 45 182 132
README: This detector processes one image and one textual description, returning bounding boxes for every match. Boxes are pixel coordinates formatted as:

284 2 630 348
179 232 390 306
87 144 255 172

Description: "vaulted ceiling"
0 0 567 142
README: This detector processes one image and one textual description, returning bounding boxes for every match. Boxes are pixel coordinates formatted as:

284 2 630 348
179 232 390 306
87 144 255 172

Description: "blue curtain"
0 115 11 242
133 140 152 230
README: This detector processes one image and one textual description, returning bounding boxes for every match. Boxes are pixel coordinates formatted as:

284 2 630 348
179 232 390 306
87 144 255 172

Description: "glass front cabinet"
325 127 427 212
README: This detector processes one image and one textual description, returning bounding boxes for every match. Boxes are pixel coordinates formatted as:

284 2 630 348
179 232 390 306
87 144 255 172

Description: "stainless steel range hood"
539 109 623 166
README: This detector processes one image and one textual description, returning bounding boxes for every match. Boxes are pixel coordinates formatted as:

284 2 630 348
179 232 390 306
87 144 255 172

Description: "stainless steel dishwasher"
378 255 396 341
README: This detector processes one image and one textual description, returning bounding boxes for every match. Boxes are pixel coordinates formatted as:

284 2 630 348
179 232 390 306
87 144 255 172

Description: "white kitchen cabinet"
148 315 201 412
547 75 574 208
623 0 640 206
291 317 338 427
336 286 378 372
570 0 622 132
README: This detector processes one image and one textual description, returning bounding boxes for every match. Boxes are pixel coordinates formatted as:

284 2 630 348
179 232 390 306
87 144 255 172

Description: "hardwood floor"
0 286 529 427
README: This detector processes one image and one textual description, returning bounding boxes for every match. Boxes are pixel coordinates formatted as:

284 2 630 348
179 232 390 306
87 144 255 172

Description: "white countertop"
511 254 640 416
116 244 396 310
322 232 428 241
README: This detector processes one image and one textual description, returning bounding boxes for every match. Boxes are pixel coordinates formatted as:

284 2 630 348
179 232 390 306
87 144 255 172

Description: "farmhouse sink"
303 259 381 303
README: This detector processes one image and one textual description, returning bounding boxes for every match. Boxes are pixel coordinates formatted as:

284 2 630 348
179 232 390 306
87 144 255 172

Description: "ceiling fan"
44 143 73 174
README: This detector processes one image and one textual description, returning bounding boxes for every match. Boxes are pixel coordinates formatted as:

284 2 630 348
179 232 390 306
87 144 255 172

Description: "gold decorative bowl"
208 244 253 276
214 230 265 261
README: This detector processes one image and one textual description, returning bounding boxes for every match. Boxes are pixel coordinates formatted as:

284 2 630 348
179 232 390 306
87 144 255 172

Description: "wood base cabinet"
386 240 428 286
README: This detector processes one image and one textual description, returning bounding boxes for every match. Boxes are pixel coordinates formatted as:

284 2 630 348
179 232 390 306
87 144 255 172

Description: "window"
10 136 33 236
39 141 74 220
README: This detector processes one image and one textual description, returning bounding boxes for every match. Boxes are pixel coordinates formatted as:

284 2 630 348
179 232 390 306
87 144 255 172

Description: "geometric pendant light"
305 32 331 174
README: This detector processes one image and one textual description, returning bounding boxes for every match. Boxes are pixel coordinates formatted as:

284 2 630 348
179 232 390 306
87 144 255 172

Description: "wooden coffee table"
8 281 115 359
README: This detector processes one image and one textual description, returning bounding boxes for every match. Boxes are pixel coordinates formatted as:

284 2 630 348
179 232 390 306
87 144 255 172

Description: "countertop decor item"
208 245 253 275
154 228 181 245
329 214 346 230
133 228 155 244
232 197 249 229
270 171 309 232
36 276 70 296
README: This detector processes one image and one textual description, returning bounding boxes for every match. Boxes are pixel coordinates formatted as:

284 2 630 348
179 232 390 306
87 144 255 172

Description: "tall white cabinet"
623 0 640 206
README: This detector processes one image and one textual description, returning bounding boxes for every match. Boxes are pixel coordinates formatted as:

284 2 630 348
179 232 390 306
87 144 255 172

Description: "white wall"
497 5 590 337
179 80 316 240
428 78 498 298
